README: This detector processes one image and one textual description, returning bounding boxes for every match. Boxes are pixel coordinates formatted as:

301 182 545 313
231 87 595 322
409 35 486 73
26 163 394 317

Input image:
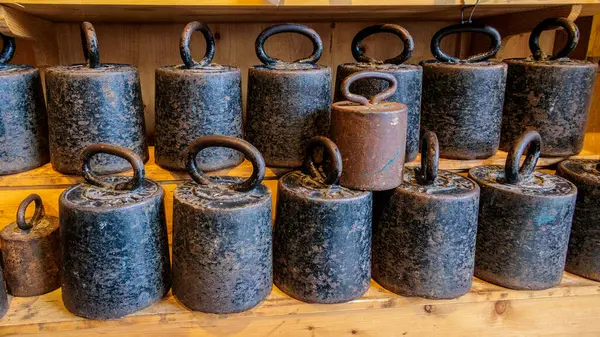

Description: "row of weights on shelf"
0 129 598 320
0 17 597 176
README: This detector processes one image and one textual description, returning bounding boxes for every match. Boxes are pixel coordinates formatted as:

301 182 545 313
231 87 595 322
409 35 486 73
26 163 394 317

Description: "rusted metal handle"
304 136 343 186
351 24 414 65
80 22 100 68
431 23 501 63
0 33 16 65
255 23 323 66
186 135 265 192
180 21 216 68
505 130 541 184
341 71 398 105
530 17 579 61
16 194 45 232
418 131 439 185
82 144 145 190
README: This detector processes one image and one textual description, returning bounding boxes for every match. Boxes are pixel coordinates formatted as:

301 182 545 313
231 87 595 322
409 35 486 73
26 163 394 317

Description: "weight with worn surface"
331 71 407 191
469 130 576 290
334 24 422 162
0 265 7 318
173 135 272 313
155 22 243 171
45 22 148 174
0 33 49 175
501 18 598 157
557 159 600 281
421 23 507 159
274 137 372 303
1 194 61 297
60 144 171 319
373 132 480 299
245 24 331 168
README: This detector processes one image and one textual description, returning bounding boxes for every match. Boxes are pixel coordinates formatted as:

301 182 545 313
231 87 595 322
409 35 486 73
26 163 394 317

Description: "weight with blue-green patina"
172 135 272 313
469 130 576 290
0 32 49 175
245 24 332 168
60 144 171 319
273 136 372 303
557 159 600 282
501 17 598 157
334 24 422 162
45 22 148 174
1 194 61 297
373 132 480 299
155 22 243 171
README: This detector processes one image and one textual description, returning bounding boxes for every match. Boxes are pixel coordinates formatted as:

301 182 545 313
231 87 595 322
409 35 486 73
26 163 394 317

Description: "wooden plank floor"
1 147 599 336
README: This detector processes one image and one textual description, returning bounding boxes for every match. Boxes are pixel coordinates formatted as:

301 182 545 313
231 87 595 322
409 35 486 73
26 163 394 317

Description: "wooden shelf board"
0 147 597 189
1 272 599 335
3 2 600 23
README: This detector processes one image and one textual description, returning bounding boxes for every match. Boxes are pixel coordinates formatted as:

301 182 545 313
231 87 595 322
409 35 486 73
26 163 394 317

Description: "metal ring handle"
255 23 323 66
80 22 100 68
304 136 343 186
530 17 579 61
82 144 145 190
341 71 398 105
186 136 265 192
16 194 45 232
180 21 216 68
351 24 414 65
505 130 541 184
0 33 16 65
418 131 439 185
431 23 501 63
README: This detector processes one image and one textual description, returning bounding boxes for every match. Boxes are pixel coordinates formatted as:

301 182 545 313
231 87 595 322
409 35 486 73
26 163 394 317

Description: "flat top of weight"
333 100 406 113
251 63 329 72
61 176 161 209
159 64 239 73
469 165 576 196
280 171 370 201
558 159 600 184
504 57 597 67
46 63 136 74
338 62 421 71
175 176 270 210
420 60 505 68
1 217 59 241
399 167 477 196
0 64 36 76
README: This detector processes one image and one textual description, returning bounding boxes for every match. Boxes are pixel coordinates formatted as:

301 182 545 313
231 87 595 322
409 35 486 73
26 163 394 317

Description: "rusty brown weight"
334 24 422 162
45 22 148 174
0 194 61 297
420 23 506 159
245 24 332 168
155 22 243 171
501 18 598 157
331 71 407 191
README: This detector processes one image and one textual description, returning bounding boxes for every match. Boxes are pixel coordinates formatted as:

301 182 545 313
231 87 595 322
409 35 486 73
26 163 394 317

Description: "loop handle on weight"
16 194 45 232
431 23 501 63
505 130 541 184
255 23 323 66
304 136 343 186
530 17 579 61
418 131 439 185
186 136 265 192
0 33 16 65
80 22 100 68
341 71 398 105
351 24 414 65
180 21 216 68
82 144 145 190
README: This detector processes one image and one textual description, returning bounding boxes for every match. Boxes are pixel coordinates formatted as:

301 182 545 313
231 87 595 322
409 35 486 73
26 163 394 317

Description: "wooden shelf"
2 1 600 22
1 273 599 336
